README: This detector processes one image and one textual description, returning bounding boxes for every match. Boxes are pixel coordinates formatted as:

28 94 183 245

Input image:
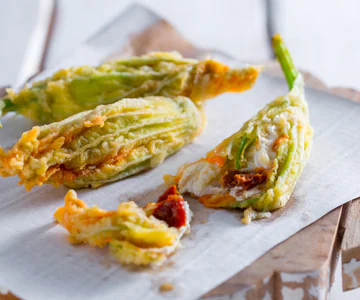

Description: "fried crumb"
241 207 271 224
159 282 174 292
201 220 208 224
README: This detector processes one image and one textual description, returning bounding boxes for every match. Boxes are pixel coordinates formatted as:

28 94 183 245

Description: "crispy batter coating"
0 52 260 124
55 186 191 266
0 96 202 190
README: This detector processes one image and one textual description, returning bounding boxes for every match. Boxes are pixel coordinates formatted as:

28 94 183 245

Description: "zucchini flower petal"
168 35 313 219
54 186 192 266
0 96 202 190
1 52 260 124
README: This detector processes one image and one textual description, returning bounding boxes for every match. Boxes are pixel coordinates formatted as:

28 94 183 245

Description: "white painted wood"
329 254 360 300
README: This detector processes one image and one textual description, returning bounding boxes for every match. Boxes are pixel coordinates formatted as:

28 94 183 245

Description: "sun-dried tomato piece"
157 185 179 203
220 170 267 190
153 186 187 228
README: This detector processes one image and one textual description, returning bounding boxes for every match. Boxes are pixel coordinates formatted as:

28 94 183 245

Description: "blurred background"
1 0 359 89
0 0 358 299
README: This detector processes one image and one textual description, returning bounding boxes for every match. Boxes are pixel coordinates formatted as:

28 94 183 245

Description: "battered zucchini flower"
0 52 260 126
54 186 192 266
0 96 202 190
166 35 313 223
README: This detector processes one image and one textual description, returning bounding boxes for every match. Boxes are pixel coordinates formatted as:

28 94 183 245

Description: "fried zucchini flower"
0 52 260 126
54 186 192 266
0 96 203 190
166 35 313 223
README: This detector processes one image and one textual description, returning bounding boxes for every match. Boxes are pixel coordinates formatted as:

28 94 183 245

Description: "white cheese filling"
178 160 223 197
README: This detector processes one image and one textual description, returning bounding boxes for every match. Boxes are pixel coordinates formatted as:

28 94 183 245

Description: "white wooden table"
0 0 359 299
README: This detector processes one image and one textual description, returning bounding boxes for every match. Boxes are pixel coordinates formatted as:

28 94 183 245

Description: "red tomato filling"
153 186 187 228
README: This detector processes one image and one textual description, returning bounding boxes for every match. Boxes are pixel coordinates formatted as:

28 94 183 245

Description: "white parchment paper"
1 73 360 300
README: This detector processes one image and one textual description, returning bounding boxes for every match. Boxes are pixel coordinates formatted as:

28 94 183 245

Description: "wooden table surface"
0 1 359 299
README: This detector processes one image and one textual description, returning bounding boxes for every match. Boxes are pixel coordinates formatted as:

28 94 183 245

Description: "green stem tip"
271 34 298 90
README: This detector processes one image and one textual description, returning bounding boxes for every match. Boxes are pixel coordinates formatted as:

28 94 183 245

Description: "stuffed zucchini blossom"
166 35 313 224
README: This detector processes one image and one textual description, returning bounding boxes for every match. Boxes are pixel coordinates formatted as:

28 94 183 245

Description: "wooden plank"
341 198 360 291
203 207 343 300
0 293 18 300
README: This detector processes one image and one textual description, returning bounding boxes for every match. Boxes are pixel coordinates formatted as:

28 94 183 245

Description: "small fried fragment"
159 283 175 293
241 207 271 225
54 186 191 266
